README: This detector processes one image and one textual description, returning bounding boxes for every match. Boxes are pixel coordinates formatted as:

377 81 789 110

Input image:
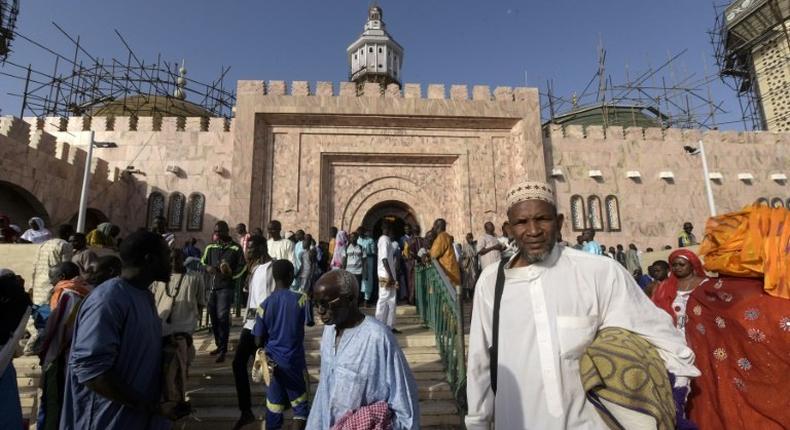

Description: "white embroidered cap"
506 180 555 209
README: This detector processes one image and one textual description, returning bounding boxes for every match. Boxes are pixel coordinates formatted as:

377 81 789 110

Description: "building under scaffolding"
541 47 727 131
711 0 790 131
1 23 235 120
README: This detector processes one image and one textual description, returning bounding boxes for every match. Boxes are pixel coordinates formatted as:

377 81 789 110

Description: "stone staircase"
12 305 463 429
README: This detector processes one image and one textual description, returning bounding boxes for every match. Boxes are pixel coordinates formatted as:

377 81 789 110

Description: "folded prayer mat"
580 327 676 430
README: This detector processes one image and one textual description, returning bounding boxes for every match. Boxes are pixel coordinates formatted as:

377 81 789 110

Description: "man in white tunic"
465 181 699 429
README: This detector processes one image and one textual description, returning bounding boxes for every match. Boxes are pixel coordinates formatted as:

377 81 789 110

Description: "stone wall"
0 244 40 285
3 79 788 250
545 124 790 249
0 116 121 228
232 80 544 240
23 115 234 246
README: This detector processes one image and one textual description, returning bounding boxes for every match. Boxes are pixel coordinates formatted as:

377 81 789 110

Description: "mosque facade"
0 6 788 249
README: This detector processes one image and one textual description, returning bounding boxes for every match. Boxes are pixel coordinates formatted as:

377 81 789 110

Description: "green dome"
89 94 212 117
545 104 668 129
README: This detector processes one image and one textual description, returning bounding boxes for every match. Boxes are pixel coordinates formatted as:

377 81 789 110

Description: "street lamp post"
76 131 95 233
76 131 117 233
684 140 717 217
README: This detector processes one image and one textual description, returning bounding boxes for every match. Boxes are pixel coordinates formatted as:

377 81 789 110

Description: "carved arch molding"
340 176 438 234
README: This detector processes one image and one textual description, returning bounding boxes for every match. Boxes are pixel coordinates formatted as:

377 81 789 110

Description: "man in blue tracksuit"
253 259 309 429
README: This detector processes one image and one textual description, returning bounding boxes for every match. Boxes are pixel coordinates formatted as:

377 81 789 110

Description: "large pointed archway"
0 180 50 227
361 200 420 239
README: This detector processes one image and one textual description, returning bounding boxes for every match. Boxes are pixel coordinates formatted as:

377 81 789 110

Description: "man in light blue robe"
307 270 419 430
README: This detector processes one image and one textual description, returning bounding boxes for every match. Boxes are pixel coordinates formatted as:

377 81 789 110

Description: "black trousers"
208 288 232 353
232 327 258 413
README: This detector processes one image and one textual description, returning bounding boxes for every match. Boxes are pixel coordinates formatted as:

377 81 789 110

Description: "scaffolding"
0 22 235 119
541 46 728 131
0 0 19 61
710 0 790 131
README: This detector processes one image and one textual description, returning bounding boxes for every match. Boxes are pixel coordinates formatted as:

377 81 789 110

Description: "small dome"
89 94 212 117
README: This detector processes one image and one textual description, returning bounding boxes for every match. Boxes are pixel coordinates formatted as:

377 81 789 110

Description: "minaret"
347 5 404 93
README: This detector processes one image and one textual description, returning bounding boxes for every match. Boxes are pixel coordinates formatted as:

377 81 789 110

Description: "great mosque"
0 4 788 250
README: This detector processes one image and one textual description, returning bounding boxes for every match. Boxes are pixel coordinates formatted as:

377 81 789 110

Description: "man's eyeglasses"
313 296 342 311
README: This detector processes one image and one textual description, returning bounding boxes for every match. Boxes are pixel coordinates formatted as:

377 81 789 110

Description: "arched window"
570 195 586 231
186 193 205 231
587 195 604 231
770 197 785 208
167 192 186 231
604 195 621 232
755 197 769 207
146 192 165 229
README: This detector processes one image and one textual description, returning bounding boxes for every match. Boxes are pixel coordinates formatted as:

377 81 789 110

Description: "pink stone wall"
232 80 543 241
4 116 234 247
3 80 788 252
546 125 790 250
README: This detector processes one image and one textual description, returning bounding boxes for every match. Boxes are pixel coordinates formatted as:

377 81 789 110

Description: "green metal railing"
415 261 467 413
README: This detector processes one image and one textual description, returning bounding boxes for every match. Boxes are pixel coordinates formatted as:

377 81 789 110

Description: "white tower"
347 5 404 90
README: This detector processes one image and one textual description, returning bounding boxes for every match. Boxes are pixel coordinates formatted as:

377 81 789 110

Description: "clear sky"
1 0 745 128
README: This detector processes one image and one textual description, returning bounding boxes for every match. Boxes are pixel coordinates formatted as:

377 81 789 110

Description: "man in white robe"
465 180 699 429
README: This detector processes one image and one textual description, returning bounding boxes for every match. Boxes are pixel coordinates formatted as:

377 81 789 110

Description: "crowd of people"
1 184 787 429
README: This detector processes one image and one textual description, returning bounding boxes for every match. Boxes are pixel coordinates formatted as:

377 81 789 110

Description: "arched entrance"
68 208 110 234
0 180 50 227
361 200 420 239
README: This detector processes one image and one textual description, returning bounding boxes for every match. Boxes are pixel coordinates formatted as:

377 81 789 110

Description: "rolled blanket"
580 327 676 430
330 400 392 430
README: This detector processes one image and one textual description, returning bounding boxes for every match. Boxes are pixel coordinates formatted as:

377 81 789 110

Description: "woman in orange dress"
652 249 789 429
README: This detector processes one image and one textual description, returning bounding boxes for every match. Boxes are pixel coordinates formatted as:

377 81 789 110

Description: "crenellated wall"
2 79 787 250
231 80 544 239
235 79 532 102
1 114 233 246
0 116 122 228
545 123 790 249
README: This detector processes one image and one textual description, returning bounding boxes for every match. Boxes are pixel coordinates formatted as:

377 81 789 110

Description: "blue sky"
0 0 744 128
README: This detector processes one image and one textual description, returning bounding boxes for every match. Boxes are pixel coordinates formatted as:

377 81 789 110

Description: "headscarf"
21 217 52 244
330 230 349 269
0 214 19 243
699 205 790 299
86 225 115 247
97 222 114 237
49 277 91 311
651 249 706 321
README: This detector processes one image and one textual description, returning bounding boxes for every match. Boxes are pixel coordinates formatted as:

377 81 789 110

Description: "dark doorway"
0 181 50 227
361 200 419 240
68 208 110 234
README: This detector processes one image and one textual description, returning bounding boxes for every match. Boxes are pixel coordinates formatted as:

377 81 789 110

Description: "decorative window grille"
186 193 206 231
587 195 604 231
146 192 165 229
167 192 186 231
605 195 621 232
570 195 586 231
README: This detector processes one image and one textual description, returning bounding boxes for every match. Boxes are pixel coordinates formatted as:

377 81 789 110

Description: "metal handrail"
414 261 467 414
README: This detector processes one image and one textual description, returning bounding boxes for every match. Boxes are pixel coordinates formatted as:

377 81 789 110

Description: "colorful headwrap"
506 180 555 209
699 206 790 299
651 249 706 321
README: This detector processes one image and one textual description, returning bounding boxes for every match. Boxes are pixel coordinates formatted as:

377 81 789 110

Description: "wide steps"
172 406 459 430
186 379 454 407
174 399 461 429
13 305 463 429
